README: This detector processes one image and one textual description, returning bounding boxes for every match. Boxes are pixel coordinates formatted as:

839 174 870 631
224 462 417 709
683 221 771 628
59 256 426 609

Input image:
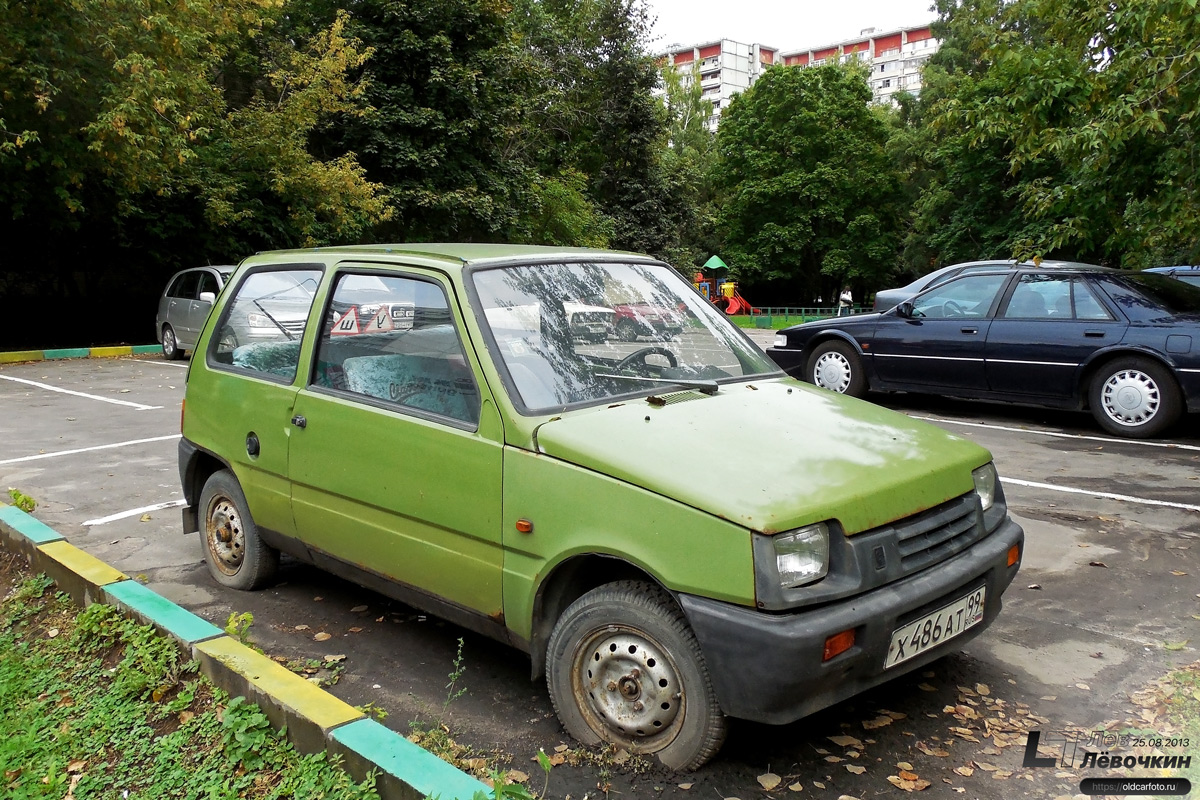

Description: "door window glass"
168 272 199 299
196 271 219 299
312 273 480 426
1072 280 1113 320
211 269 321 380
1004 274 1068 319
910 274 1008 319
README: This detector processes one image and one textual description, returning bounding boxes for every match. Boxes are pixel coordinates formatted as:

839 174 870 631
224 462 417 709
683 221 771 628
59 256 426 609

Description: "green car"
178 244 1023 770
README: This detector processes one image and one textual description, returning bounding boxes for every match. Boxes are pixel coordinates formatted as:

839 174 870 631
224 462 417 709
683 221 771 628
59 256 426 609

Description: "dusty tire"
546 581 726 771
616 319 640 343
199 470 279 590
162 325 184 360
807 339 867 398
1088 356 1181 438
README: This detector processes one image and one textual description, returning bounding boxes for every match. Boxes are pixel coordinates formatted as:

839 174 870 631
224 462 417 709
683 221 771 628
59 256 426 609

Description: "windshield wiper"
595 373 719 396
253 299 294 340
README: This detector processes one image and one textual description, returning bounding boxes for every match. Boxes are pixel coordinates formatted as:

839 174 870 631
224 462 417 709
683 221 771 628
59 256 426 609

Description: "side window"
168 272 199 299
1004 274 1068 319
1073 279 1113 320
211 268 322 380
910 274 1008 318
196 271 219 299
312 273 480 426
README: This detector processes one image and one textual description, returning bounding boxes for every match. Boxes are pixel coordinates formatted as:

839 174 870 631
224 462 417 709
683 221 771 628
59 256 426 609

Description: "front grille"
279 319 307 336
892 493 982 573
573 312 611 324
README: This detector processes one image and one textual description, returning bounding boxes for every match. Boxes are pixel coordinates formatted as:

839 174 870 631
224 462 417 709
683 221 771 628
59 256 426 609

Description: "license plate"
885 587 986 669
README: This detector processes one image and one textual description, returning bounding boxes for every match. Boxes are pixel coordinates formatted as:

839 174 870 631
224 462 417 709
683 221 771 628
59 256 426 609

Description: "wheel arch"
180 443 233 533
1077 347 1183 408
528 554 680 680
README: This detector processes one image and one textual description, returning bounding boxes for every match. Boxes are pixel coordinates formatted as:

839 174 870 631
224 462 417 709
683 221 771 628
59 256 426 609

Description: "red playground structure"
693 271 759 315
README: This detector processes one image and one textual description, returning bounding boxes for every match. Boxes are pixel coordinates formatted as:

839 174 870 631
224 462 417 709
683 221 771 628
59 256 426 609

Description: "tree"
713 63 904 301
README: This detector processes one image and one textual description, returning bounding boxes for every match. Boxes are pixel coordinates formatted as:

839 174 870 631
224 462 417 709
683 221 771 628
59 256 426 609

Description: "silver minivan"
155 266 234 359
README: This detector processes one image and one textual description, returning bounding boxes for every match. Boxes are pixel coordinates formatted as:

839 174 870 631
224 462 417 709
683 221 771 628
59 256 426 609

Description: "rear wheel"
807 340 867 398
616 319 640 342
1088 356 1181 438
199 470 279 590
546 581 727 771
162 325 184 360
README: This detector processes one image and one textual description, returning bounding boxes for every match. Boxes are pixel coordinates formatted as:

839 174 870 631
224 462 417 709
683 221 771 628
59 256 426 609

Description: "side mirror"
895 301 914 318
199 291 216 304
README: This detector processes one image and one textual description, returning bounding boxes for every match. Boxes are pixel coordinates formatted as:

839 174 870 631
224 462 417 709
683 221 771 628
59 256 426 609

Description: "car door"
180 270 220 348
287 266 505 619
163 271 199 335
869 273 1011 390
985 274 1127 398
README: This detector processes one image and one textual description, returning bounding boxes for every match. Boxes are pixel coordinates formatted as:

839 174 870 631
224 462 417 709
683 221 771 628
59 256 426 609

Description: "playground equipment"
693 255 759 315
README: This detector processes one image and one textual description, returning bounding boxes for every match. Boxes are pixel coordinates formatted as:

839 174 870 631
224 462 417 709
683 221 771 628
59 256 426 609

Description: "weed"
357 701 389 722
443 636 468 713
220 695 274 771
224 611 254 645
6 487 36 512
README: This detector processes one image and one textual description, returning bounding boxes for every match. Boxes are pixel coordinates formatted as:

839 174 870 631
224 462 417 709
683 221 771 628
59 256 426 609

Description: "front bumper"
678 516 1023 724
765 346 806 377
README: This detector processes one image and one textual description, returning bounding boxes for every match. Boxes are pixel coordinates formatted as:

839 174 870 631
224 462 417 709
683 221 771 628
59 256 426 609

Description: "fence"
746 306 865 328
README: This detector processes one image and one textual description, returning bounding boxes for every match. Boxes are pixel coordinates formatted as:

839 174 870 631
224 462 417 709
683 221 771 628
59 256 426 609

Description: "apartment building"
658 40 777 131
778 25 940 104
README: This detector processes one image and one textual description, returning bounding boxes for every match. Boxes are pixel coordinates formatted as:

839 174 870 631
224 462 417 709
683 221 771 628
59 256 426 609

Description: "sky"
644 0 938 54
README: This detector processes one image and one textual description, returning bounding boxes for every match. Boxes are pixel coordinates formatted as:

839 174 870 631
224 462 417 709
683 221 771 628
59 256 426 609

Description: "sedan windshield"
472 261 778 411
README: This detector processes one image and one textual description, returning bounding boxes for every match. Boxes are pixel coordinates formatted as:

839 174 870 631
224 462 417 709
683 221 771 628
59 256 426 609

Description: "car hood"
781 313 884 336
533 378 992 535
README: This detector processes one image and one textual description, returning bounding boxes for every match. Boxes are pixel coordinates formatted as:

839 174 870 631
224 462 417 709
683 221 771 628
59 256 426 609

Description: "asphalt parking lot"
2 346 1198 799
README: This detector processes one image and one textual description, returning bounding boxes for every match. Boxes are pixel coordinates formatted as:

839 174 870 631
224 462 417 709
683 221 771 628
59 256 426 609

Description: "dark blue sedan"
767 265 1200 438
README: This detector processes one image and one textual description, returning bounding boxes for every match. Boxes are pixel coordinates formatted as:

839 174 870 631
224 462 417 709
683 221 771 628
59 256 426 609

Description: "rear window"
1101 273 1200 317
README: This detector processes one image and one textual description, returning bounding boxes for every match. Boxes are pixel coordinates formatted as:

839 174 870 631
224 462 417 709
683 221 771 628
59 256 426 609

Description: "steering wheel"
943 299 966 318
614 346 678 371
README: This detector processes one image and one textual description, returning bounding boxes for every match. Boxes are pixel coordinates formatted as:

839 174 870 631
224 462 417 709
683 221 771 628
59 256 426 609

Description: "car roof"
1145 265 1200 273
248 243 656 272
947 259 1102 270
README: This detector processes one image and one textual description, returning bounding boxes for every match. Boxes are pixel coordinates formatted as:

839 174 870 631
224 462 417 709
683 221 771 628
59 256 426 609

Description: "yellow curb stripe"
37 539 128 586
89 345 133 358
0 350 44 364
196 637 363 730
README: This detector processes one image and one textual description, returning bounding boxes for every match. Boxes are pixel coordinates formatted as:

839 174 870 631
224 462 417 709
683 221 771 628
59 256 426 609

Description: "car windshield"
472 261 778 411
1114 273 1200 315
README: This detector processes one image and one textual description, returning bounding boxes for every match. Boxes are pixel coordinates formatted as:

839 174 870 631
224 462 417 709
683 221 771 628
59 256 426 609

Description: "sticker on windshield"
332 307 360 336
366 306 393 333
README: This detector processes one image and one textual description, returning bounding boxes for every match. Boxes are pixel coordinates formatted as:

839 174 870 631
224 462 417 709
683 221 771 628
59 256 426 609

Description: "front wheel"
546 581 727 771
1088 357 1181 438
807 339 867 398
199 470 279 589
616 319 640 343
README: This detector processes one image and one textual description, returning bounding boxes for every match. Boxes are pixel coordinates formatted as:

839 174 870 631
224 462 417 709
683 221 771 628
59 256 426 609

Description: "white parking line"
1002 477 1200 513
83 499 186 526
0 375 163 410
911 415 1200 453
0 434 181 466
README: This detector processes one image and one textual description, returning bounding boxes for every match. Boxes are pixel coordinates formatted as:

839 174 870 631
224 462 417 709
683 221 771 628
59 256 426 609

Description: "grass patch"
0 556 379 800
727 314 841 330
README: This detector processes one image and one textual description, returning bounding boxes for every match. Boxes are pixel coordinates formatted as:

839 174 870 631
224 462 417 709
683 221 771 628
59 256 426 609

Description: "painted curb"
0 344 161 364
0 502 490 800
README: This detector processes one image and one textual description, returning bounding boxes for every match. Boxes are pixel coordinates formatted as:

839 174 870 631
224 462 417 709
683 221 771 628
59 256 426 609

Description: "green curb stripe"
333 718 490 800
43 348 91 359
104 580 223 644
0 505 65 544
0 345 160 362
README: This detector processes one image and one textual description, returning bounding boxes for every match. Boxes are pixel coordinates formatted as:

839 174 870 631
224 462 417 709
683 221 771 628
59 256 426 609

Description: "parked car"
769 264 1200 438
564 301 615 343
179 244 1022 770
610 302 686 341
1145 265 1200 287
872 260 1094 312
155 266 235 359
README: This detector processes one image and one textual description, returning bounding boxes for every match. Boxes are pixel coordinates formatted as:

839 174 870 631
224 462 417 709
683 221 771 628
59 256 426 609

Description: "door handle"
1084 330 1105 338
960 327 978 334
290 415 307 429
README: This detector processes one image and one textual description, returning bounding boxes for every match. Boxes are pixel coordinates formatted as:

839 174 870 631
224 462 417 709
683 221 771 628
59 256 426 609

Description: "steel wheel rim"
571 626 685 752
163 329 176 356
205 496 245 575
1101 368 1160 427
813 351 852 393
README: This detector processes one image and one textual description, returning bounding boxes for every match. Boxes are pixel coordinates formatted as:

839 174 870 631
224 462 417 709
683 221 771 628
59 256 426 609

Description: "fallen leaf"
1088 561 1108 568
918 682 938 692
788 783 803 792
507 770 528 783
678 783 693 790
178 710 194 725
1171 570 1188 576
139 513 152 522
975 683 990 696
897 761 915 770
313 632 332 642
992 770 1013 779
953 766 974 777
554 745 569 752
829 735 863 748
916 743 949 757
67 760 86 773
1075 683 1091 690
1039 695 1057 701
294 624 310 631
465 758 488 771
862 715 893 730
351 604 368 612
349 626 363 633
976 762 999 772
813 781 825 789
899 770 920 781
758 772 782 790
323 654 346 662
825 755 844 763
845 765 866 774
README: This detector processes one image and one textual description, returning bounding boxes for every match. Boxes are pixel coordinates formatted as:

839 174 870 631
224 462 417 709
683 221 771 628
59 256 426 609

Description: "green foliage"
224 611 254 645
221 695 274 771
444 637 468 713
5 488 36 513
715 63 904 300
356 701 389 722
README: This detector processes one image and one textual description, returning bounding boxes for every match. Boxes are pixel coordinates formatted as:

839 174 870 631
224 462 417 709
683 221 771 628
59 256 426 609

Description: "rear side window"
210 269 322 381
311 273 480 426
167 272 199 299
1099 273 1200 318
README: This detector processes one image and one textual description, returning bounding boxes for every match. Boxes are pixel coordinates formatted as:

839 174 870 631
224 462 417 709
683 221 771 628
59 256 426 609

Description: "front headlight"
247 313 271 328
773 523 830 588
773 334 788 348
972 463 998 511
